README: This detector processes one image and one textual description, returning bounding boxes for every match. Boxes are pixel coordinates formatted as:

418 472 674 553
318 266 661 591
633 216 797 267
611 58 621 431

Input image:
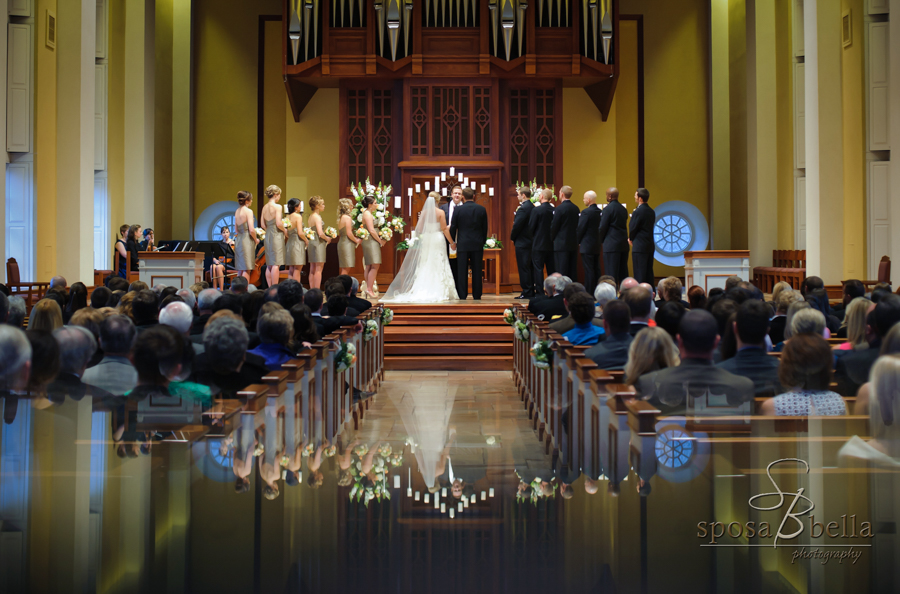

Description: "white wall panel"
5 160 34 280
96 0 107 58
868 22 890 151
794 175 807 249
94 173 109 270
794 62 806 168
793 0 805 57
868 161 891 278
6 24 31 153
867 0 889 15
8 0 30 17
94 63 107 171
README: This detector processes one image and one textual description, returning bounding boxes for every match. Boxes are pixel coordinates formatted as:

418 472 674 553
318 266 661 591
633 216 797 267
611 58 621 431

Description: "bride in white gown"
382 195 460 303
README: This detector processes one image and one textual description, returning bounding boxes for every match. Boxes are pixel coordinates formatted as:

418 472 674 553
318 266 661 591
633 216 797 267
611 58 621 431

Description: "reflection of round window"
654 214 694 256
210 438 234 468
655 428 694 469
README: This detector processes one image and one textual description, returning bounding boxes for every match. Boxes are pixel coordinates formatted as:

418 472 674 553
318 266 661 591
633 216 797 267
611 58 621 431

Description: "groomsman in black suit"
449 187 489 300
550 186 579 281
510 188 536 299
440 185 464 287
577 190 603 293
529 189 555 293
629 187 656 285
598 187 629 285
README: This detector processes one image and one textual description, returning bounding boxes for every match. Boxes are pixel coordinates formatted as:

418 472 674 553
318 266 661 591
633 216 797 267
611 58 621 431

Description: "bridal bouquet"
355 227 370 240
363 319 379 342
516 178 556 205
325 226 338 239
304 227 316 241
484 238 503 249
336 341 357 372
255 228 266 241
381 308 394 325
282 217 292 230
530 340 553 370
502 308 516 325
513 319 529 342
378 227 393 242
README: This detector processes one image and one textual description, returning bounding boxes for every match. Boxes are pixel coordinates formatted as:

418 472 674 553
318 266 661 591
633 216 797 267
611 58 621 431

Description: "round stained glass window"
654 214 694 257
210 215 235 241
655 428 695 469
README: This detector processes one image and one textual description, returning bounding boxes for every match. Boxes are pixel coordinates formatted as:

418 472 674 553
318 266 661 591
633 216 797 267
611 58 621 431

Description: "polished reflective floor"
0 371 896 593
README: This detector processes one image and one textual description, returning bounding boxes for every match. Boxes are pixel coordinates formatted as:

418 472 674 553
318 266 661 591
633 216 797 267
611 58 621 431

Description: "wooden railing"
752 249 806 293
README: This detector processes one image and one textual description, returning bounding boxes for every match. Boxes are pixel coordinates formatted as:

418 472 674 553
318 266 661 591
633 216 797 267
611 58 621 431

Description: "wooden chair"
847 255 891 293
6 258 50 308
112 245 140 283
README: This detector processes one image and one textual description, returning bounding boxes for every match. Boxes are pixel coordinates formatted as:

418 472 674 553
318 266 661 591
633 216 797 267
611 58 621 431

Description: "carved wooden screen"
404 80 498 160
341 86 395 189
507 87 558 187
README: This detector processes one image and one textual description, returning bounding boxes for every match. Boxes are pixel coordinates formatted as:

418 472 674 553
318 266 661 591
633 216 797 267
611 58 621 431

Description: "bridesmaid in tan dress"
261 185 288 287
233 191 259 280
307 196 332 289
284 198 309 283
337 198 361 275
361 195 386 299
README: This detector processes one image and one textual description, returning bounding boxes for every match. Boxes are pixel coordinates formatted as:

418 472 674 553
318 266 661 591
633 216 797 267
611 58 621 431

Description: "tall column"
0 0 7 282
709 0 731 250
172 0 193 238
56 0 97 283
746 0 779 266
889 0 900 285
803 0 844 282
124 0 155 228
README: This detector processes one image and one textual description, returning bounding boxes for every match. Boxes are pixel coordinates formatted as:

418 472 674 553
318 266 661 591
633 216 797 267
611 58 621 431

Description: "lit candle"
435 175 440 188
415 184 421 193
470 180 476 189
424 493 430 503
480 184 486 194
463 177 468 186
441 172 447 181
393 475 400 488
411 230 417 239
283 204 289 214
408 197 411 214
414 491 420 501
458 172 463 181
458 502 463 512
481 491 486 501
489 488 495 497
407 488 413 497
394 195 401 209
489 187 494 196
450 166 455 176
442 487 447 497
463 498 468 508
470 494 476 503
442 187 447 196
424 181 430 191
434 497 440 509
449 508 455 519
299 201 305 212
441 503 446 513
408 188 413 197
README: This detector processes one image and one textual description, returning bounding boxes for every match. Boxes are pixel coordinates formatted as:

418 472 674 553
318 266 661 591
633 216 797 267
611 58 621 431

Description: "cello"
247 242 267 288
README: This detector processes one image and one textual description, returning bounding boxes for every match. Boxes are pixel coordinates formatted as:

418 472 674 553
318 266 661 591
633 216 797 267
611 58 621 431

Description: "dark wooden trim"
620 14 644 188
258 15 282 220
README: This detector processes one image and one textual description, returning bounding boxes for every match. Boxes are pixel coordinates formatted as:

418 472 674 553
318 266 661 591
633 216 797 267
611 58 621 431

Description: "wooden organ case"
283 0 619 290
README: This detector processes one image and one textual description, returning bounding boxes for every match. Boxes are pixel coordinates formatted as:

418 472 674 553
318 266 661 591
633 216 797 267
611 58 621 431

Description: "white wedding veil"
381 195 441 301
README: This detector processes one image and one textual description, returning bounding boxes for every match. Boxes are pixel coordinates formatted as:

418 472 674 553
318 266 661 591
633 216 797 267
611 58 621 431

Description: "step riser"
386 345 511 355
385 359 511 371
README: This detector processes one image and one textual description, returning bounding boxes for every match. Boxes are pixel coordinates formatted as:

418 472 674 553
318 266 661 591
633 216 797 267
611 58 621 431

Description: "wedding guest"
25 330 60 392
191 288 222 335
161 302 204 356
46 326 105 402
338 274 371 313
586 299 634 370
6 296 26 329
717 299 782 397
323 280 359 317
28 299 63 332
132 290 160 332
833 279 866 322
835 297 872 351
853 325 900 415
770 281 792 309
192 316 266 396
63 282 89 324
276 278 305 312
623 326 678 383
629 188 656 284
577 190 603 293
360 196 384 297
82 315 138 396
511 188 536 299
593 282 617 319
115 224 129 278
248 308 296 370
760 334 847 416
769 289 804 344
621 286 652 336
289 304 319 351
0 327 30 391
90 286 112 309
621 277 639 293
598 187 629 285
210 226 235 291
261 185 287 288
658 276 688 308
655 301 686 340
528 274 569 321
69 308 105 367
337 198 360 275
449 187 489 301
687 286 707 310
550 284 603 333
551 186 579 280
529 188 555 291
835 294 900 395
233 191 259 281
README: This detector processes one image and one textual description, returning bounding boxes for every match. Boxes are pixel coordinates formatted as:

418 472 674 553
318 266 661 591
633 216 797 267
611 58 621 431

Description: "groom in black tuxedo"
449 187 489 300
440 185 464 287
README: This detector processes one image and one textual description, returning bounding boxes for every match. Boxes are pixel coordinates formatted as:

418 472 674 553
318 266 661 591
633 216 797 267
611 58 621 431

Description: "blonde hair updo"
265 185 282 200
338 198 354 217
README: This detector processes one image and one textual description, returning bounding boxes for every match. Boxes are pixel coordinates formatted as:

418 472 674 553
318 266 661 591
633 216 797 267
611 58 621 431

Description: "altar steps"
382 302 514 370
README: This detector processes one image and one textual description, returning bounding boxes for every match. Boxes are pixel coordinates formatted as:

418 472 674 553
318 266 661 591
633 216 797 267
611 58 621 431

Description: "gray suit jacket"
637 358 755 416
82 355 138 396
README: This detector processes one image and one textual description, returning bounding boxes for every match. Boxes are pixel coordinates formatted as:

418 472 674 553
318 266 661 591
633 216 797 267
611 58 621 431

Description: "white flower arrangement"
378 227 393 242
355 227 370 240
376 203 385 211
531 340 552 370
485 435 496 445
391 218 406 233
255 228 266 241
324 226 338 239
516 178 556 204
381 308 394 325
514 320 529 342
282 217 292 230
304 227 316 241
484 237 503 249
502 309 516 325
336 341 357 372
363 319 379 341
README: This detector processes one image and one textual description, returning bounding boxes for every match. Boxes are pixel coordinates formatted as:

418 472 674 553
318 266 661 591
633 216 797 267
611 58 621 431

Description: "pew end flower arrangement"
381 308 394 325
513 320 529 341
502 308 516 325
336 342 357 372
531 340 553 370
363 319 379 342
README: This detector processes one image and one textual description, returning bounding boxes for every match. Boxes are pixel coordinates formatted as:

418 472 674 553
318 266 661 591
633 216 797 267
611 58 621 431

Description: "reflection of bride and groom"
382 186 489 303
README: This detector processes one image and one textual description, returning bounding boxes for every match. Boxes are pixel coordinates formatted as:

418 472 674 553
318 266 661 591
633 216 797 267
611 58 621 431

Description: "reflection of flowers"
502 308 516 325
324 226 338 239
390 453 403 467
381 308 394 326
531 340 552 370
355 227 370 240
353 444 369 457
281 454 291 466
324 445 336 457
485 435 496 445
514 320 529 342
302 443 315 457
363 319 379 342
336 341 357 372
